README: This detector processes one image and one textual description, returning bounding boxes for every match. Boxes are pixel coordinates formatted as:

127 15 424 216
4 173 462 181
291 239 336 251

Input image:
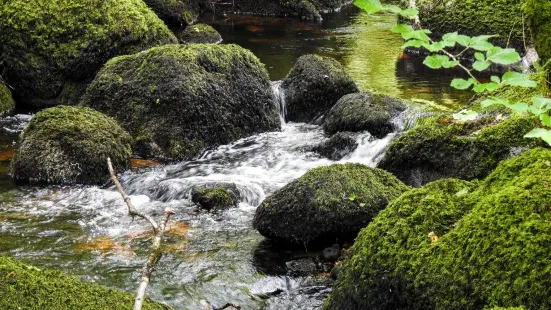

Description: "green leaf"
442 32 458 43
442 60 460 68
486 47 521 65
385 5 402 14
532 97 551 110
391 24 414 34
473 82 499 93
481 97 508 108
354 0 383 13
402 39 425 48
474 52 485 61
469 35 496 51
506 101 529 114
455 35 472 47
452 109 478 122
399 8 419 18
501 72 537 87
348 193 357 201
450 78 475 90
423 55 451 69
473 60 490 72
540 114 551 127
401 29 431 43
490 75 501 84
524 128 551 146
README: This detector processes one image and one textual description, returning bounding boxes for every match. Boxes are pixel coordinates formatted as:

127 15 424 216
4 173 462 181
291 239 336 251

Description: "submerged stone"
253 163 410 245
0 0 176 109
312 132 358 160
11 106 132 185
191 184 239 211
282 54 358 123
81 44 281 159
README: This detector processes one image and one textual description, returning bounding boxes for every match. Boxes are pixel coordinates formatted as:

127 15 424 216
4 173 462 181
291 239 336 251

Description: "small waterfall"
271 81 287 122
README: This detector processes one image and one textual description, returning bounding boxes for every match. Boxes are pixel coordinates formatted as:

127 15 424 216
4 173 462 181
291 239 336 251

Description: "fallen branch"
107 157 175 310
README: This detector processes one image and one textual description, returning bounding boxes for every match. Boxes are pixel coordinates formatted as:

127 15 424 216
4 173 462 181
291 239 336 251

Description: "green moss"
0 82 15 115
253 163 410 245
378 114 543 186
0 256 170 310
323 92 406 138
413 0 525 51
524 0 551 61
192 186 238 211
468 79 547 114
282 54 359 123
325 179 479 310
176 24 222 44
143 0 198 27
11 105 132 185
0 0 176 108
416 148 551 309
81 44 280 159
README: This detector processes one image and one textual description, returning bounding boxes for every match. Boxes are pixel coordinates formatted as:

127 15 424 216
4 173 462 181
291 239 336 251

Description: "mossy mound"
81 44 280 159
253 163 410 245
0 0 177 109
282 54 358 123
412 0 526 52
191 185 239 211
176 24 222 44
0 256 170 310
416 148 551 309
11 106 132 185
313 132 358 160
325 178 478 310
143 0 199 27
377 115 542 186
325 148 551 310
0 82 15 115
524 0 551 62
323 92 406 138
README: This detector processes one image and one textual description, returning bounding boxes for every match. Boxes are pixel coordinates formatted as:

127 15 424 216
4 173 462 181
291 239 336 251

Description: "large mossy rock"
524 0 551 61
412 0 526 52
377 115 541 186
253 163 410 245
281 55 358 123
0 256 170 310
11 106 132 185
325 148 551 310
325 178 479 310
0 0 177 109
323 92 406 138
0 82 15 115
176 24 222 44
143 0 199 27
81 44 281 159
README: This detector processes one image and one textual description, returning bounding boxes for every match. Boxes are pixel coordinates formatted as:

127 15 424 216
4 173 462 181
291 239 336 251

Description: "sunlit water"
0 6 462 310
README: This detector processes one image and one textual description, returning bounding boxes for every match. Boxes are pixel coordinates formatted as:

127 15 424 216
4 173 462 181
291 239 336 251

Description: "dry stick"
107 157 175 310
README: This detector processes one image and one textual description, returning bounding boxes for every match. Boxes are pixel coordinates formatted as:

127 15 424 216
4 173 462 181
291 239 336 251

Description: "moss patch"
176 24 222 44
143 0 199 27
253 163 410 245
0 82 15 115
0 0 176 108
524 0 551 62
0 256 170 310
191 186 238 211
11 105 132 185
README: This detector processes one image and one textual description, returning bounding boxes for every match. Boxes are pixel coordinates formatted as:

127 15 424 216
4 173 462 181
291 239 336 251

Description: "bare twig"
107 157 159 233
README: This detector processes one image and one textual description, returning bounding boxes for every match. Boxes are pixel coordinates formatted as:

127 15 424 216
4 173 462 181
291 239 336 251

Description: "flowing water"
0 6 468 310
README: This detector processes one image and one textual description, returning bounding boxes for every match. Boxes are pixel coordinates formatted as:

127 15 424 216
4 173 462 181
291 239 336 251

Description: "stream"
0 6 467 310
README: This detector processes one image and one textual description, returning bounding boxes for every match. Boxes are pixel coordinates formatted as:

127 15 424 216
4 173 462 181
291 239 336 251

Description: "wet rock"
253 163 410 245
286 257 318 276
282 55 358 123
0 82 14 115
524 0 551 62
176 24 222 44
191 184 239 211
327 148 551 310
0 0 176 109
323 92 406 138
321 244 340 262
377 115 542 187
81 44 281 159
143 0 199 27
11 106 132 185
312 132 358 160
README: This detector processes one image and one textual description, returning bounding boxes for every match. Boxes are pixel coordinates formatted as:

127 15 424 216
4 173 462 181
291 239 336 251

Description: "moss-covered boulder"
0 0 177 109
281 55 358 123
313 132 358 160
377 115 541 186
0 81 15 115
0 256 170 310
524 0 551 61
324 178 479 310
191 184 239 211
11 106 132 185
143 0 199 27
411 0 526 52
323 92 406 138
253 163 410 245
81 44 280 159
176 24 222 44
